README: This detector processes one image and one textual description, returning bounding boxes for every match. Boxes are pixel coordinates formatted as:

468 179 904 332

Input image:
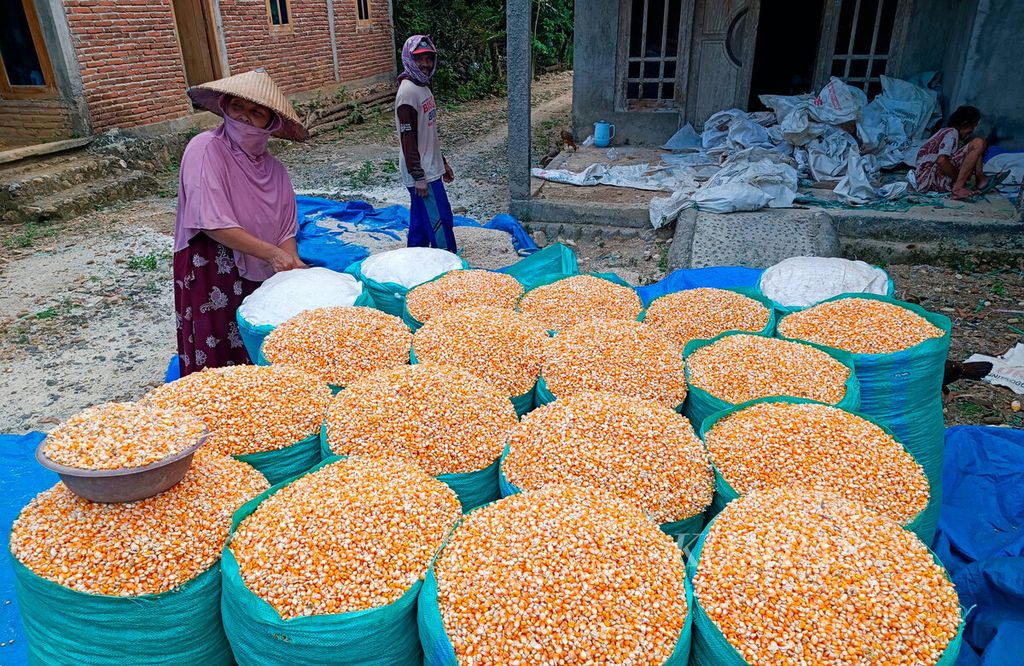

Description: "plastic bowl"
35 432 209 503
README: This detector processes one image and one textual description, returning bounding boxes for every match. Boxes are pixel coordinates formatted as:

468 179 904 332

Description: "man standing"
395 35 457 251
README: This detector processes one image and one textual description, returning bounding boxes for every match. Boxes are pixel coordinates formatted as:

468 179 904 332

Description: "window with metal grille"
830 0 899 96
625 0 682 109
356 0 371 22
267 0 290 27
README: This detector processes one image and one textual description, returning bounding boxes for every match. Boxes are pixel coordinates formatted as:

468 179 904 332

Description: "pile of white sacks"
534 75 943 225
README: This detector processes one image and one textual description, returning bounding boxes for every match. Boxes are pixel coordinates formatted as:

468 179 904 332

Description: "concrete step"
0 153 128 207
3 169 156 224
841 236 1024 268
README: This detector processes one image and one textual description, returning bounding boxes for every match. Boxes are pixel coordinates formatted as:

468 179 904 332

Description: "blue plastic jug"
594 120 615 147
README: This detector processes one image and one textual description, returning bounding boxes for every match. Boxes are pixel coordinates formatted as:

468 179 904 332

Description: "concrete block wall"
62 0 191 132
0 99 73 142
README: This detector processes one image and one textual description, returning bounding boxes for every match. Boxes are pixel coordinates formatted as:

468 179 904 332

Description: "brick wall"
335 1 395 84
220 0 394 94
62 0 191 132
0 99 72 143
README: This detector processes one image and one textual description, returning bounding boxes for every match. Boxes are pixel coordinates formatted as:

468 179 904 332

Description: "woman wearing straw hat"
173 69 308 377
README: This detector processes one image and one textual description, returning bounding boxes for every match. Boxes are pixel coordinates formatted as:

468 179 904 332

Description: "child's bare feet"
952 185 976 199
976 174 991 190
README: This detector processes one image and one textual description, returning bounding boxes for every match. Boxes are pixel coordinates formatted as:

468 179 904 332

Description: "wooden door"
682 0 761 125
172 0 221 87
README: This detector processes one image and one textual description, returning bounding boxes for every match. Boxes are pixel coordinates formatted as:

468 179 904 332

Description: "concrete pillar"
506 0 532 206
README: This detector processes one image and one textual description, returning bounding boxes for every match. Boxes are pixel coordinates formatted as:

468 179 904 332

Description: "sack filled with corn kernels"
220 456 461 665
775 294 951 543
346 247 468 318
682 332 861 431
235 267 375 362
10 450 269 665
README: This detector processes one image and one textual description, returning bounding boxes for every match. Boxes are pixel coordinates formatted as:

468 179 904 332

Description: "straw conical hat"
188 69 307 142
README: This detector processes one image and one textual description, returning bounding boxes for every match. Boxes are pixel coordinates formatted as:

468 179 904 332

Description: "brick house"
0 0 396 145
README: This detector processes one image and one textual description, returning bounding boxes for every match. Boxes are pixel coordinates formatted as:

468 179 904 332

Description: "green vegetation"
127 250 172 271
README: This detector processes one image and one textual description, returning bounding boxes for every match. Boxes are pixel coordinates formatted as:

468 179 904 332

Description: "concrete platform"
523 145 1024 266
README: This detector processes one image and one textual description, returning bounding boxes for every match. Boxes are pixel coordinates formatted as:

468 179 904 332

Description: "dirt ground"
0 69 1020 433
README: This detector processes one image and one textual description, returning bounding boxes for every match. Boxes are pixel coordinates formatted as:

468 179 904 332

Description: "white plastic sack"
662 123 703 151
808 77 864 124
760 256 891 308
702 109 744 150
650 190 696 229
726 116 772 151
531 163 697 192
807 129 858 182
758 94 814 125
857 100 888 152
697 159 798 210
877 75 939 139
361 247 464 288
835 151 908 205
780 107 829 146
967 344 1024 396
693 182 772 213
237 267 365 327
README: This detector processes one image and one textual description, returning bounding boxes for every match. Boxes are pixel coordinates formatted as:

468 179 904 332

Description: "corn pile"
260 306 412 386
686 334 850 405
326 364 518 475
643 288 771 350
145 365 331 456
434 485 686 664
517 275 642 331
704 401 929 525
230 456 461 619
542 319 688 408
778 297 945 354
11 451 268 596
413 306 549 398
405 270 524 324
503 392 713 524
693 488 961 665
42 401 205 470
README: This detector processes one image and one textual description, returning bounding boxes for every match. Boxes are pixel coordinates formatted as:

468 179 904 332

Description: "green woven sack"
682 331 861 434
776 293 952 544
318 424 500 513
697 396 931 541
409 345 535 417
12 559 232 665
638 287 777 337
685 515 965 665
236 291 375 362
346 256 471 319
497 443 705 539
418 560 693 665
220 457 424 666
500 243 579 291
233 431 322 486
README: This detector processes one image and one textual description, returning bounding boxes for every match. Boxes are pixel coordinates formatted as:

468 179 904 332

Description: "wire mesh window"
268 0 290 26
625 0 682 109
830 0 899 96
356 0 370 21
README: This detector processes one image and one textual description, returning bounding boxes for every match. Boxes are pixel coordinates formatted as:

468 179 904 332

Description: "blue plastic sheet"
933 426 1024 666
294 196 537 273
635 266 763 306
3 423 1023 665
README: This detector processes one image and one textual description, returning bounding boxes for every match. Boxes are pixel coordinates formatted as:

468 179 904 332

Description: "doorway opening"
171 0 222 87
747 0 825 109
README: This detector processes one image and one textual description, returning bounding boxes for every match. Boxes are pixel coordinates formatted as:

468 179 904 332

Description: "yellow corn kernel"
778 297 944 354
644 288 771 351
517 275 642 332
406 270 524 324
435 485 687 664
693 488 961 666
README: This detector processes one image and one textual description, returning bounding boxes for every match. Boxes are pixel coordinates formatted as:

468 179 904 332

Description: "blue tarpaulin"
3 425 1022 664
294 197 537 273
635 266 764 306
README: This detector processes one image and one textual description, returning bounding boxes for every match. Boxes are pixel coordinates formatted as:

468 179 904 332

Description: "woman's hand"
269 247 306 272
